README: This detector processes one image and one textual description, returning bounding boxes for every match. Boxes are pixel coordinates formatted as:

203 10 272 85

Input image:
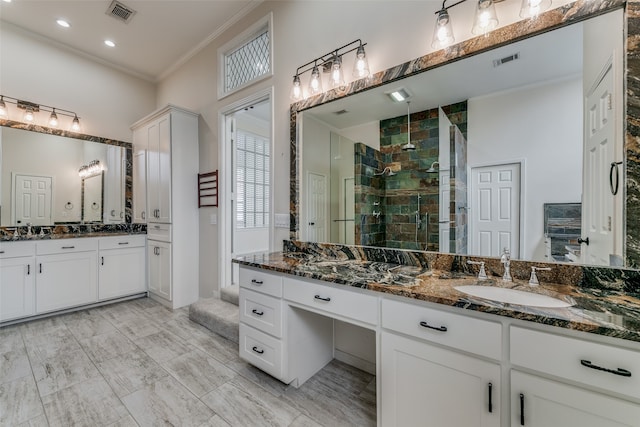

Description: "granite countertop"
0 224 147 241
234 251 640 344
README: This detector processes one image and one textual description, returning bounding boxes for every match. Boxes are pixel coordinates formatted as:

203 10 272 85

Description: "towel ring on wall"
65 202 74 210
609 161 623 195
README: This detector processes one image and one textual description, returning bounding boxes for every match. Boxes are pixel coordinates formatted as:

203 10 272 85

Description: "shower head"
374 166 396 176
426 161 440 173
401 142 416 151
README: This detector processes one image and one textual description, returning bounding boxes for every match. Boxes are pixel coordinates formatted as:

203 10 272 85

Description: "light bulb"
49 110 58 127
71 115 81 132
308 65 323 96
329 55 346 89
24 107 35 122
520 0 551 18
290 75 303 101
432 9 455 49
472 0 498 35
352 45 370 79
0 97 7 119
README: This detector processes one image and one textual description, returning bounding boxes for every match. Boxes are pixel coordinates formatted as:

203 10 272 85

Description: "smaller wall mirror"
82 172 103 223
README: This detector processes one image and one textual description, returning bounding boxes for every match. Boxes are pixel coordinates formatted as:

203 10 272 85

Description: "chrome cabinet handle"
419 321 447 332
580 359 632 377
252 346 264 354
111 210 117 217
314 295 331 302
141 211 146 220
252 309 264 316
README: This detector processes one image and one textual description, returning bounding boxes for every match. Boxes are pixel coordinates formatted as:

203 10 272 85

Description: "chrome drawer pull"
252 309 264 316
252 346 264 354
314 295 331 302
61 246 75 249
251 279 263 285
419 321 447 332
580 359 632 377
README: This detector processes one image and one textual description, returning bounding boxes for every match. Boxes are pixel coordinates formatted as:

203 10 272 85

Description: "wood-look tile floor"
0 298 376 427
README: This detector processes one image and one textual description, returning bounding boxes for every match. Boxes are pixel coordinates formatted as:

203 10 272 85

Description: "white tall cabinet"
131 105 199 309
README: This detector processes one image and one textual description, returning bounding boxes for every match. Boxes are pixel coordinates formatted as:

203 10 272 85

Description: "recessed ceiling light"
387 88 411 103
56 19 71 28
104 40 116 47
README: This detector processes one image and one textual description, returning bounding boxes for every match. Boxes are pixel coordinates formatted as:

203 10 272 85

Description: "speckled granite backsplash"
283 240 640 294
0 223 146 241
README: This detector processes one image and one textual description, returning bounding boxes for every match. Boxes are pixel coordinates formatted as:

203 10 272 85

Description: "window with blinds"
236 130 270 229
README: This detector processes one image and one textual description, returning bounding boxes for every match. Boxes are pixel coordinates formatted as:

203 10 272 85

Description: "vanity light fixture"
520 0 551 18
290 39 369 101
472 0 499 35
0 96 7 118
78 160 103 179
0 94 82 132
432 5 456 49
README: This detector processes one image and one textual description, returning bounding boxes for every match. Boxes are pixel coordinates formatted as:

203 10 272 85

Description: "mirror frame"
289 0 640 267
0 119 133 224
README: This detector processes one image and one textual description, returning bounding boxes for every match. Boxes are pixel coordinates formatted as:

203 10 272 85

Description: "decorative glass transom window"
220 15 272 98
236 130 270 229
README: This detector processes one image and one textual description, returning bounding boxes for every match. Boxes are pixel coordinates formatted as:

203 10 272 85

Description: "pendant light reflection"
352 44 370 78
49 109 59 127
328 55 346 89
0 96 7 119
290 75 303 101
23 107 35 122
472 0 498 35
432 9 455 49
71 114 81 132
520 0 551 18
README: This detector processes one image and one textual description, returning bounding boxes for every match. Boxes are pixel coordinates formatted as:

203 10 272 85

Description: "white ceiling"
0 0 261 82
305 21 583 129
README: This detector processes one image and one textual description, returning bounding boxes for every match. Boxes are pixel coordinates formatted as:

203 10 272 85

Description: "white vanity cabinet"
98 235 146 300
131 105 199 309
0 242 36 322
510 326 640 426
380 298 502 427
35 239 99 314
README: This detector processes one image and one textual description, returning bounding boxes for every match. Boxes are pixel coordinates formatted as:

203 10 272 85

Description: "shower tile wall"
450 123 469 254
354 143 385 246
354 102 468 250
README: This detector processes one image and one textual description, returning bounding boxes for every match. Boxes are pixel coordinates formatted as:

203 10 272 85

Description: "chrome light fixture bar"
290 39 370 101
78 160 103 179
0 94 82 132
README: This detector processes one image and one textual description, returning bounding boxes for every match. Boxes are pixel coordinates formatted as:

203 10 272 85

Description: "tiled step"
221 284 239 306
189 298 239 343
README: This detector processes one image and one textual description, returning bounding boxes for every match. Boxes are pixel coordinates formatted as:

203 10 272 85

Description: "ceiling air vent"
493 52 520 68
106 0 137 23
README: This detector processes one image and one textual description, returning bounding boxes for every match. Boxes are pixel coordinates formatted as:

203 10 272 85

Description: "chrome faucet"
529 266 552 286
467 260 488 281
26 223 33 238
501 248 512 282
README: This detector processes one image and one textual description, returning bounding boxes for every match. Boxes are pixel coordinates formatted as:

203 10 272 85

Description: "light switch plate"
274 213 289 228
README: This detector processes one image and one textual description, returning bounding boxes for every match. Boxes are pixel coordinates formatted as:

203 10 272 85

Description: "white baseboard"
334 349 376 375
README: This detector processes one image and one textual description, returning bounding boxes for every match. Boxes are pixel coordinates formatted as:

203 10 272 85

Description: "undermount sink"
454 285 573 308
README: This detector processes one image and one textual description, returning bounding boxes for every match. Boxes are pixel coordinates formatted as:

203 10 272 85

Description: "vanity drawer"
511 326 640 399
382 298 502 360
0 241 36 258
283 277 378 326
99 235 146 250
37 238 98 255
147 223 171 242
239 323 284 380
240 288 282 338
239 267 283 298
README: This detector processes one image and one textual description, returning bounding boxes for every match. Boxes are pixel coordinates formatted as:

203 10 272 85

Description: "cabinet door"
133 149 147 223
148 240 171 301
381 331 500 427
36 251 98 313
99 247 146 300
511 371 640 427
156 115 171 223
147 120 161 221
0 257 35 321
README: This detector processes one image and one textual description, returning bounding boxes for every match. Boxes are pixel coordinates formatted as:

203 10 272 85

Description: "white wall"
0 24 156 142
340 121 379 150
468 77 583 261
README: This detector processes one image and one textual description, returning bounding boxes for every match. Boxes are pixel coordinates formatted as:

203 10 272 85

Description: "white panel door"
13 174 52 226
582 63 619 265
306 172 327 242
512 371 640 427
471 163 520 258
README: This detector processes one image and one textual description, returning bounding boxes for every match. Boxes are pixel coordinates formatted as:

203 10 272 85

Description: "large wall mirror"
292 0 636 268
0 122 132 226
